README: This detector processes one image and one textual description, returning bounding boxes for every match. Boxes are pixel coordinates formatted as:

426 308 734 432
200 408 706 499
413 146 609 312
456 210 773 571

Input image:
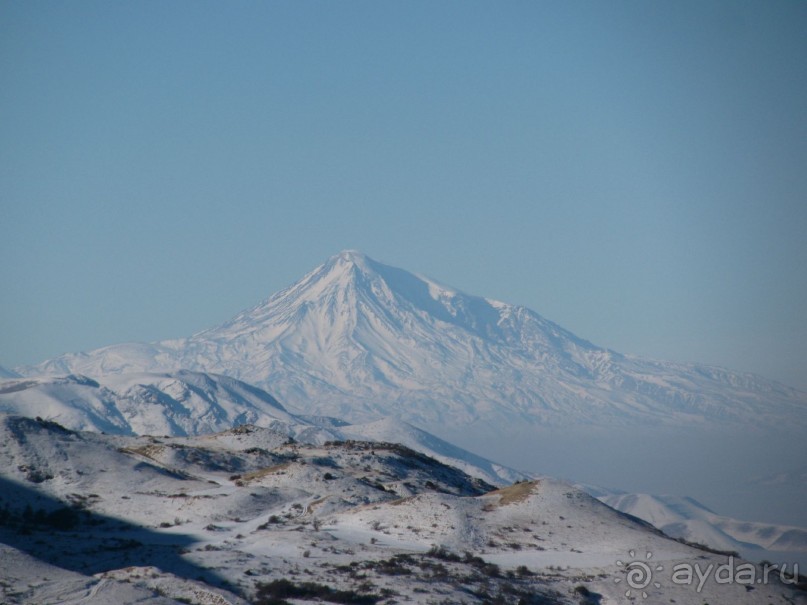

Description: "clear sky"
2 1 806 389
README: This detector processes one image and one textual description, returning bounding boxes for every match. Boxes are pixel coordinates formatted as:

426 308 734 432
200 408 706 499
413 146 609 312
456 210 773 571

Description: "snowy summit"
16 250 807 429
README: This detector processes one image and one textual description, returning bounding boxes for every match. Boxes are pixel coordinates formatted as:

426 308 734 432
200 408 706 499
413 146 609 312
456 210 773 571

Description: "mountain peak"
326 249 372 272
313 250 379 288
14 253 807 431
333 249 368 263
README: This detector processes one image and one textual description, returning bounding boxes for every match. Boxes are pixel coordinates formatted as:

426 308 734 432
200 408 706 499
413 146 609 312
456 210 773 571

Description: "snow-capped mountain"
16 250 807 428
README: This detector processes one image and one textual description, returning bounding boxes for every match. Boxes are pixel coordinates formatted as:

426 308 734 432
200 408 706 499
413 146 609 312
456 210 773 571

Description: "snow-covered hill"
339 417 529 485
0 371 523 485
0 370 299 436
587 489 807 566
2 414 802 605
16 250 807 430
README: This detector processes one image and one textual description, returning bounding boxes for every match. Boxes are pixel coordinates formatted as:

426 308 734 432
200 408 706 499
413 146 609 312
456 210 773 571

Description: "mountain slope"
592 490 807 563
0 370 299 436
338 417 530 485
0 371 522 485
3 414 802 605
16 250 807 428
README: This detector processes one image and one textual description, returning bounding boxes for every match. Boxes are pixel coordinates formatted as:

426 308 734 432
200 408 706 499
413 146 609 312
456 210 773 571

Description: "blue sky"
2 1 806 389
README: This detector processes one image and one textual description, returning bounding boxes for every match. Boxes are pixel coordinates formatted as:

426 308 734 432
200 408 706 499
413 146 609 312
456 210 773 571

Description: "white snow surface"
2 414 803 605
588 488 807 565
0 370 298 436
16 250 807 429
0 371 524 486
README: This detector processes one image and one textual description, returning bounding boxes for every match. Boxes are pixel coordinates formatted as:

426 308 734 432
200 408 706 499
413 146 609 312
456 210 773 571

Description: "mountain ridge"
15 250 807 429
3 412 801 605
588 488 807 565
0 370 523 486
